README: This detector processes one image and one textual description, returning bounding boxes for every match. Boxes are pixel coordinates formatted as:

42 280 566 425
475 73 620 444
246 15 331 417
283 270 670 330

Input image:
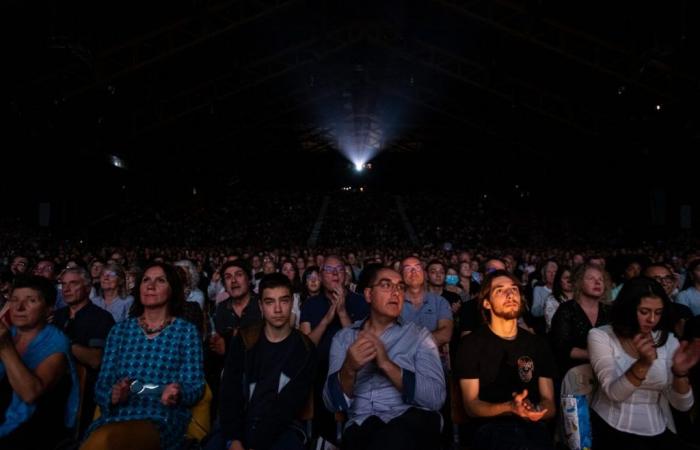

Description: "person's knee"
80 427 112 450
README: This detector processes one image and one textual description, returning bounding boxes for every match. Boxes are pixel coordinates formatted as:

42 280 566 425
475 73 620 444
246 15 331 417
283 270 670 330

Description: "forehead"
584 267 602 277
428 263 444 271
62 272 84 283
12 287 42 298
13 257 28 263
144 266 166 277
224 266 246 276
639 296 663 308
377 269 401 282
486 259 506 270
324 257 342 266
402 257 421 266
645 266 671 277
262 286 291 298
492 276 516 288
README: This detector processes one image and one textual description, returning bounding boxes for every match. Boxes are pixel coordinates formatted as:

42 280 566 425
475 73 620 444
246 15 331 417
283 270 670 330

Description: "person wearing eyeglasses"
644 264 690 338
323 266 445 450
300 255 369 444
399 257 453 350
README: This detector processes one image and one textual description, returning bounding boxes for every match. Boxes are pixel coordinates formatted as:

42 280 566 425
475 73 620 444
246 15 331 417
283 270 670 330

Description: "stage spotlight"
354 162 364 172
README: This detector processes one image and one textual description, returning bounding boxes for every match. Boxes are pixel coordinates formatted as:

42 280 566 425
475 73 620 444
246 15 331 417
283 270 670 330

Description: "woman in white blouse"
588 277 700 449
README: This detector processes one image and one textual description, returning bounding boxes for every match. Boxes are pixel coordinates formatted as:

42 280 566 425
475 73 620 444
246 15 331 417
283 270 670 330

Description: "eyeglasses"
372 279 407 293
401 265 423 274
652 275 675 284
322 265 344 276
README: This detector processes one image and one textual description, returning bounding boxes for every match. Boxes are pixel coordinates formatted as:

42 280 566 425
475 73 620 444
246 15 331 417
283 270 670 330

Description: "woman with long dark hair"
588 277 700 449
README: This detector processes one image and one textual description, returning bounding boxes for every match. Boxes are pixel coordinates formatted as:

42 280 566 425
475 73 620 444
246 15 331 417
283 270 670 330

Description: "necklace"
138 316 173 335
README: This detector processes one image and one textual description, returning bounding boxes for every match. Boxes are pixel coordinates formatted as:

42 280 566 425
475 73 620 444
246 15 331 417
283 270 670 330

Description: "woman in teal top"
82 262 204 450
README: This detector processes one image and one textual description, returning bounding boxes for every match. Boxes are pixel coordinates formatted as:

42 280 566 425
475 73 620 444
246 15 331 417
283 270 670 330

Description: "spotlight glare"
354 162 364 172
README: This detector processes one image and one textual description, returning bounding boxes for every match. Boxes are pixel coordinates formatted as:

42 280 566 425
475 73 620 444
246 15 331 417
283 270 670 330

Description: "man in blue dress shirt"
324 267 445 450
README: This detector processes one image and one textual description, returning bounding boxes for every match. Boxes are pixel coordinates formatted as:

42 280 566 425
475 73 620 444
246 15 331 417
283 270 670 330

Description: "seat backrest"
73 362 90 438
560 363 597 402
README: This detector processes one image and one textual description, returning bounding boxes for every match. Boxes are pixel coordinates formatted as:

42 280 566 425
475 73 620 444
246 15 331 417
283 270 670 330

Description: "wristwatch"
130 380 164 395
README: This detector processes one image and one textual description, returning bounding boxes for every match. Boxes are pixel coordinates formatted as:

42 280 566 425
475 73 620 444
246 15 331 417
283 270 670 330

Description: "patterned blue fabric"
85 317 204 450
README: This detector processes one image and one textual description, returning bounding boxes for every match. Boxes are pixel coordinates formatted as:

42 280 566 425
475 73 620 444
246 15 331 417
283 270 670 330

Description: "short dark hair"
12 275 57 307
357 263 385 292
219 260 251 281
130 263 185 318
259 273 292 297
477 269 522 323
611 277 672 347
426 259 446 272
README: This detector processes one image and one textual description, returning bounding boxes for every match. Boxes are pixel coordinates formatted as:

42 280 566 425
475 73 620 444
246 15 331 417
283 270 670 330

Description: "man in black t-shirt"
456 270 556 450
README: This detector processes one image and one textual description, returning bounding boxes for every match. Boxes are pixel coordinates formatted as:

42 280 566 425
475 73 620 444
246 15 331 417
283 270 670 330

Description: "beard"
490 302 524 320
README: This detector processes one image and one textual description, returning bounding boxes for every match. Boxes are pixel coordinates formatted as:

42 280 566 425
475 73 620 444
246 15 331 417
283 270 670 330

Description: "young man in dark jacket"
216 273 316 450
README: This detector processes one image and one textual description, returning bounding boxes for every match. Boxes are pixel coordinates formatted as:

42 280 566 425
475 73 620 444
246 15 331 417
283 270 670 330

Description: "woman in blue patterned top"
81 262 204 450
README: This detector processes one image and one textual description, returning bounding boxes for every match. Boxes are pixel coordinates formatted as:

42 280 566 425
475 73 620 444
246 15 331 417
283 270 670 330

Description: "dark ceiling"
4 0 700 201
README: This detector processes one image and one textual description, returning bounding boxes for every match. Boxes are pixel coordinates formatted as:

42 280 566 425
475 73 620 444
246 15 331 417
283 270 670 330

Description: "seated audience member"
91 262 134 323
457 270 556 450
0 275 78 450
300 255 369 442
644 263 692 338
588 277 700 449
677 259 700 316
81 263 204 450
550 263 611 375
400 257 453 350
543 265 574 332
324 267 445 450
53 267 115 432
208 273 316 450
210 260 262 357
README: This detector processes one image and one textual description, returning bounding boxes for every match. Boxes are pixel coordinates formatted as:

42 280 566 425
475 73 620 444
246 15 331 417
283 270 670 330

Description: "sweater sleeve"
177 321 205 406
93 322 124 413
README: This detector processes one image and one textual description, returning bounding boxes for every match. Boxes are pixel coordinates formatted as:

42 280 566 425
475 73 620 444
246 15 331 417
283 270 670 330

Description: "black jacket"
219 323 316 450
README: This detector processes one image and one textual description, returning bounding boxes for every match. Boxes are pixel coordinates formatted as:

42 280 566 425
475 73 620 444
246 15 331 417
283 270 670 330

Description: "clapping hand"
510 389 548 422
672 340 700 376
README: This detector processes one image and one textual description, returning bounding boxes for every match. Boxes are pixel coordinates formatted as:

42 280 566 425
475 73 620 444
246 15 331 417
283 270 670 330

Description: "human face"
33 261 55 280
223 266 250 300
10 257 28 275
347 253 357 265
544 262 558 286
262 260 276 275
624 262 641 280
251 256 262 270
296 257 306 272
581 268 605 299
140 266 172 309
484 275 522 320
260 286 292 329
365 269 405 319
503 255 516 273
9 287 50 330
427 263 446 287
90 261 104 279
305 271 321 295
281 262 295 281
401 257 424 288
100 270 119 291
645 266 676 297
321 257 345 292
458 262 471 278
637 296 663 335
61 272 90 306
560 270 573 293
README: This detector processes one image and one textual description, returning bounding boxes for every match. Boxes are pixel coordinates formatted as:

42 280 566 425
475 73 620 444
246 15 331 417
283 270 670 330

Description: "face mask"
445 274 459 286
